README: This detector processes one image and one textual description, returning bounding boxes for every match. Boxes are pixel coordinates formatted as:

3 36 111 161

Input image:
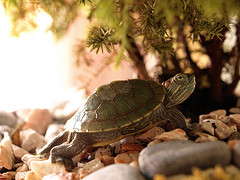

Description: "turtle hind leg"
50 133 88 171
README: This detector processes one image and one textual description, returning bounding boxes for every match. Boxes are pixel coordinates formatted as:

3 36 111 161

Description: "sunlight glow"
0 6 70 112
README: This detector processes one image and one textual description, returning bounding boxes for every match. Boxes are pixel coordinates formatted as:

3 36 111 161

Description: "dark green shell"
67 79 166 132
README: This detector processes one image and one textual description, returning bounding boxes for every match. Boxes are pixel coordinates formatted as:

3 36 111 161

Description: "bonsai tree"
2 0 240 118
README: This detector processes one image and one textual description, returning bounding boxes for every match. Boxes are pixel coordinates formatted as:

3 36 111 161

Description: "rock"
72 147 94 165
30 160 66 178
0 111 17 127
44 124 64 141
200 121 214 135
21 128 47 152
95 146 113 158
42 172 75 180
135 127 165 142
154 128 188 142
214 120 232 140
230 107 240 114
15 172 28 180
121 143 144 152
228 140 239 150
232 141 240 168
22 154 45 169
230 114 240 130
79 158 105 178
99 155 114 165
114 153 132 164
0 125 13 136
210 109 227 118
114 151 139 164
110 136 141 154
195 132 218 142
0 171 16 179
139 140 231 178
228 123 238 133
229 131 240 140
0 132 14 170
83 164 145 180
12 144 29 160
17 109 53 135
17 171 42 180
199 114 217 123
16 163 29 172
201 119 232 140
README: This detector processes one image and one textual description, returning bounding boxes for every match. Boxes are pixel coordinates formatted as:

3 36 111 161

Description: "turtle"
39 73 195 170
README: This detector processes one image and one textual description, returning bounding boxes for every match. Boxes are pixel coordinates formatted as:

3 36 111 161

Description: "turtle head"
162 73 196 107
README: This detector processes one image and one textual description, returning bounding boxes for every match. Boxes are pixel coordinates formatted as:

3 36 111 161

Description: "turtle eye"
174 73 186 84
177 75 184 81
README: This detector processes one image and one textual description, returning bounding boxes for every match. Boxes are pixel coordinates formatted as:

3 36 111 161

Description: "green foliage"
86 26 117 53
2 0 240 61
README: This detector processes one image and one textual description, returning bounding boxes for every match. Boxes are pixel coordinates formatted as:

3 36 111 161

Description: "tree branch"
126 36 151 80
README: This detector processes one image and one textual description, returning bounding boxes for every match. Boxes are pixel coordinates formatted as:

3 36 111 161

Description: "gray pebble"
139 140 231 178
0 111 17 127
83 164 145 180
233 141 240 168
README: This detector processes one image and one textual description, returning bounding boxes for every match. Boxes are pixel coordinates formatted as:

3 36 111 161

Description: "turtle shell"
67 79 166 132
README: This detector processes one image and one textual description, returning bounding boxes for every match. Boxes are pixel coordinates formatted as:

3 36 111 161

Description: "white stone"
21 129 47 152
0 132 14 170
30 160 66 178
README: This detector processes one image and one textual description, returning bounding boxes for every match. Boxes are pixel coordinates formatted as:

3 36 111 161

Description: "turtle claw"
51 155 74 171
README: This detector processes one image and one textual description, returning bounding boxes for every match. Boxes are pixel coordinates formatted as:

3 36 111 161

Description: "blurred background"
0 0 240 122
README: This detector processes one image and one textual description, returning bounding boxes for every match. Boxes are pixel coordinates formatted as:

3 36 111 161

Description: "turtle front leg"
161 107 188 129
50 133 87 171
38 131 69 157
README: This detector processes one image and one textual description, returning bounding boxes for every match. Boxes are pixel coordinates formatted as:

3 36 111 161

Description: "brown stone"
230 107 240 114
230 114 240 131
154 128 188 142
121 143 144 152
114 151 139 164
95 146 113 158
114 153 132 164
228 140 239 150
214 121 232 140
12 144 29 160
0 171 16 179
17 109 53 135
135 127 165 142
99 155 114 165
199 114 217 123
200 121 214 135
210 109 227 118
195 133 218 142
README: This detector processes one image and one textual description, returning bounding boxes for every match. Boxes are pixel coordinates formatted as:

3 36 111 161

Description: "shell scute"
114 95 138 114
111 81 132 94
96 102 119 119
133 86 153 103
84 93 101 111
97 84 117 101
115 116 131 127
129 79 149 87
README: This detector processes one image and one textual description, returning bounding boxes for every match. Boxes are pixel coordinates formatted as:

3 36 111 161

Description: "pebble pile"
1 108 240 179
